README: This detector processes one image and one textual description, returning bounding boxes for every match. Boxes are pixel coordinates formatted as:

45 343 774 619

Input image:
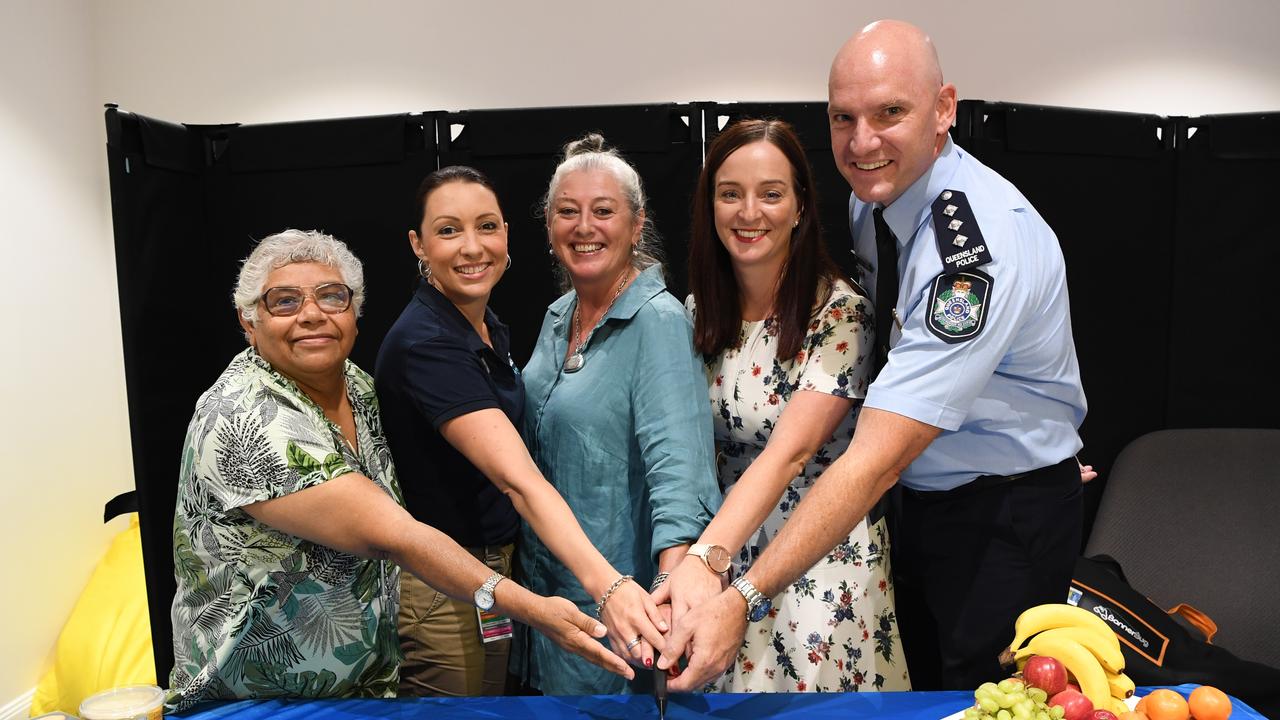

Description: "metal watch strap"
479 572 503 595
731 576 766 621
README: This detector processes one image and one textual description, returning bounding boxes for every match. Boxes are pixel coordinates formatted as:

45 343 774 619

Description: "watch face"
706 545 732 574
748 596 772 623
474 588 495 612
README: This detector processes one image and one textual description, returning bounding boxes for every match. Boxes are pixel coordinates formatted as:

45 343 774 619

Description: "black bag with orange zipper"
1070 555 1279 718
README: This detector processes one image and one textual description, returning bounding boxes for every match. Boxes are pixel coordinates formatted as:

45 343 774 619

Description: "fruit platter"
949 604 1235 720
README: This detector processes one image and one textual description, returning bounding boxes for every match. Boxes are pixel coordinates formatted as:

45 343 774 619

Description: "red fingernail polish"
644 658 653 668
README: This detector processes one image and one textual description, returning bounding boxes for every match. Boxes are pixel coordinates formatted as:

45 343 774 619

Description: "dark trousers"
893 458 1082 690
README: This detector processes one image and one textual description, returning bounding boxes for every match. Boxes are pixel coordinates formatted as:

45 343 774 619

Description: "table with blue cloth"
172 686 1266 719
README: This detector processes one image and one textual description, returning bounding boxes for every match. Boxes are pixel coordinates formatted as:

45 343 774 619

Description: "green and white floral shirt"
167 348 402 712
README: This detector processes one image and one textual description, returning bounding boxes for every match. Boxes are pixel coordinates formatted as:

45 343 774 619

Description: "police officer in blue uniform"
659 18 1087 692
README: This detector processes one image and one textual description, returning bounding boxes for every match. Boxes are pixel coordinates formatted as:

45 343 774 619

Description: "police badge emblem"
926 270 992 343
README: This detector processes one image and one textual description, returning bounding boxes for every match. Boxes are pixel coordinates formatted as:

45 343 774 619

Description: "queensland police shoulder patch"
926 270 992 343
931 189 992 273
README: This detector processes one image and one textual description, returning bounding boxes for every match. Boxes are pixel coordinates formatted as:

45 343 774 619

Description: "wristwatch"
687 543 732 575
731 576 772 622
473 572 505 612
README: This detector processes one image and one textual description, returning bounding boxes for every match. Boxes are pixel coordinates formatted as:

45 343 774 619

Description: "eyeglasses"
259 283 353 317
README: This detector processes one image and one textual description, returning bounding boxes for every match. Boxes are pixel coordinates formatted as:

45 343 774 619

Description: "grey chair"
1084 428 1280 670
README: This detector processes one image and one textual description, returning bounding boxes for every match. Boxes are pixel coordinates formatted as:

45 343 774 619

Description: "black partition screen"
105 102 1280 682
1168 113 1280 428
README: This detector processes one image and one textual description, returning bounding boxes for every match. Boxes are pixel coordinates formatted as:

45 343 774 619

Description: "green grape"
1035 712 1050 720
979 697 1000 714
964 707 982 720
1050 706 1065 720
997 709 1013 720
997 691 1017 709
998 678 1021 694
1028 688 1048 704
1016 699 1036 717
979 682 1000 695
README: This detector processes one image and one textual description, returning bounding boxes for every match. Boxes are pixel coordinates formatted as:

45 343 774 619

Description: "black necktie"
872 207 899 380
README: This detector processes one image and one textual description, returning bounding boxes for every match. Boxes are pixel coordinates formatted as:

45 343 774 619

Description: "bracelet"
595 574 634 617
649 572 670 593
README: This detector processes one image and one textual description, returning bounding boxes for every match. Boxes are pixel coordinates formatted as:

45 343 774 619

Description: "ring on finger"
625 635 643 651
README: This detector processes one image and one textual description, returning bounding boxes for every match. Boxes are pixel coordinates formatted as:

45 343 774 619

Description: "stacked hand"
598 578 670 669
649 554 740 691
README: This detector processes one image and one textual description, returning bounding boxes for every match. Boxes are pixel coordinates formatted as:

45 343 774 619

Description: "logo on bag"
1071 580 1170 666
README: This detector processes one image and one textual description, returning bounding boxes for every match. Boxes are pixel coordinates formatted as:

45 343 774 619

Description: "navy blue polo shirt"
374 280 522 548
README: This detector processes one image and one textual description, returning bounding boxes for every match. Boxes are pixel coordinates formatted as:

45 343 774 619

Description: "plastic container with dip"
78 684 164 720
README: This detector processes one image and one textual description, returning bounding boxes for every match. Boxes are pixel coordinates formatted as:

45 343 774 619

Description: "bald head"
826 19 956 206
830 19 943 96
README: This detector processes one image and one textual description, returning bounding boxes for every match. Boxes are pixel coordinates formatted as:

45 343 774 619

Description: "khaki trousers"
397 543 514 697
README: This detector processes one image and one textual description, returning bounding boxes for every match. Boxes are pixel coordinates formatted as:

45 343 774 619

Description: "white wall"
0 0 136 712
5 0 1278 712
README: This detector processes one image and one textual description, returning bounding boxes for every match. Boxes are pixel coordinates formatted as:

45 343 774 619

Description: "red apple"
1023 655 1069 695
1088 711 1119 720
1050 689 1095 720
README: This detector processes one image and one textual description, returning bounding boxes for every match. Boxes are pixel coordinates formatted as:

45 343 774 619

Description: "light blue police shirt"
850 138 1086 492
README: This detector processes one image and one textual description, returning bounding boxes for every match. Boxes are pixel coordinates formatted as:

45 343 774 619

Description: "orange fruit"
1136 696 1149 714
1188 685 1232 720
1119 713 1150 720
1143 689 1190 720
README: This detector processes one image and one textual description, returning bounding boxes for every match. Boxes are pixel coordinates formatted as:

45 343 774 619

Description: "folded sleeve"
628 300 722 561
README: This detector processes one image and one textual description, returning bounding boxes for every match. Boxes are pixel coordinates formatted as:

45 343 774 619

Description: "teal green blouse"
516 265 721 695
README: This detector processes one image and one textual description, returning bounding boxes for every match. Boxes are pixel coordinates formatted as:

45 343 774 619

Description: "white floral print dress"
689 279 911 693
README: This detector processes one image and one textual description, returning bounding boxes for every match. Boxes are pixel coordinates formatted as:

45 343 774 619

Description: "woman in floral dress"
659 119 911 693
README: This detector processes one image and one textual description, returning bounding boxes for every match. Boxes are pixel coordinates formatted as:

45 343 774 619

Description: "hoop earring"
505 255 513 270
417 259 432 280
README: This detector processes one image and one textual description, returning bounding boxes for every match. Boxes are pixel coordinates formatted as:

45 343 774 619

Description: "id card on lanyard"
478 608 514 643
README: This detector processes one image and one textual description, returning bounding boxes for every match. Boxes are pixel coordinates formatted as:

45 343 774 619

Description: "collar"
546 264 667 324
880 137 964 247
413 278 507 356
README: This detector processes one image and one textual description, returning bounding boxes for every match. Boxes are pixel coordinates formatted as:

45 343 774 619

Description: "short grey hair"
542 133 664 291
233 229 366 326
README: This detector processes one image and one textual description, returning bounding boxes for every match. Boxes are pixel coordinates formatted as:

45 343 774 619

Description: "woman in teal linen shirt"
516 134 721 695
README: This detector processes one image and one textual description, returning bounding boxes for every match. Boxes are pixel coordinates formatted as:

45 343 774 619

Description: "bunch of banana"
1004 603 1136 715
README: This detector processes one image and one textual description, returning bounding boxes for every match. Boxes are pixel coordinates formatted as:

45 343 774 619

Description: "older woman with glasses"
167 229 631 712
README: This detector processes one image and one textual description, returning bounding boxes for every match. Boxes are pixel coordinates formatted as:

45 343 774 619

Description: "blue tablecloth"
172 685 1266 719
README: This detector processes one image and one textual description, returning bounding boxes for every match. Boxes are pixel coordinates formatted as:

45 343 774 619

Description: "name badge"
478 608 514 643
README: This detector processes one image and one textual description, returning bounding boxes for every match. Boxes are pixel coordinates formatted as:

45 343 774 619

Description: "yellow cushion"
30 514 156 716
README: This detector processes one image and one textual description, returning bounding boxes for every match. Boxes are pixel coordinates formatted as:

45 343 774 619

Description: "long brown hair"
688 119 841 360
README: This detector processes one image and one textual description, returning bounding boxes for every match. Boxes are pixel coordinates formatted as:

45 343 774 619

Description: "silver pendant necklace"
565 269 631 373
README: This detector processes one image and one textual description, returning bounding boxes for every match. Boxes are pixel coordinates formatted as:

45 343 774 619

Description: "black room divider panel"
105 102 1279 682
1169 113 1279 428
437 103 704 364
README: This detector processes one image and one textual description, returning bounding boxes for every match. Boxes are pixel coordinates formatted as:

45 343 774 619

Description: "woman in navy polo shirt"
374 166 664 697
